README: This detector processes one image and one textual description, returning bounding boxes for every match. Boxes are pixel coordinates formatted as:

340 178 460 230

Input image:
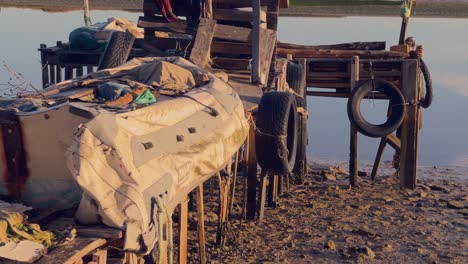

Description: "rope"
410 50 433 108
152 195 174 264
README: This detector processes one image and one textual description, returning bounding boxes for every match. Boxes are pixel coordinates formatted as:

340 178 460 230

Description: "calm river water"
0 6 467 168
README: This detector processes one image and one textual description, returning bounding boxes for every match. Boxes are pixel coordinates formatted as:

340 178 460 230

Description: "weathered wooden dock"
29 0 428 263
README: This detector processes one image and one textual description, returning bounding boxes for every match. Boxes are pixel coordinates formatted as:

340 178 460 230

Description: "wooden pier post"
349 56 360 187
258 171 268 221
196 185 207 264
246 116 258 220
251 0 261 85
398 60 420 189
179 197 189 264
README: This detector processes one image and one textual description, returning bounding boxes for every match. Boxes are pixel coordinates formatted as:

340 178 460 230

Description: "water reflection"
0 7 466 167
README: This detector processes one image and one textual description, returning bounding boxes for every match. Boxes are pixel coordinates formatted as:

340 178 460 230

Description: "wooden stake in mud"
196 185 207 264
258 170 268 221
228 150 240 220
179 197 189 264
349 56 360 187
246 115 258 220
398 60 420 189
83 0 92 27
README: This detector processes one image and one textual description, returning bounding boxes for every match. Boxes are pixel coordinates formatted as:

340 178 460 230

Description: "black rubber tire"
98 31 135 70
256 92 298 175
287 61 308 182
347 79 406 138
286 62 306 107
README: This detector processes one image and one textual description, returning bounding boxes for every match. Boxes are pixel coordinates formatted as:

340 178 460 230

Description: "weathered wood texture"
349 56 360 187
246 116 257 220
277 48 406 59
277 41 386 51
37 238 106 264
190 18 216 68
398 60 420 189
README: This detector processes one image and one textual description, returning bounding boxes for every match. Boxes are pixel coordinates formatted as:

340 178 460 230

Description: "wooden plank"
40 44 49 87
277 48 406 59
76 226 123 239
214 0 277 8
49 64 56 84
179 197 189 264
211 41 252 55
246 116 257 220
213 8 266 24
38 238 106 264
65 66 73 80
138 16 197 35
203 0 213 18
278 41 386 51
349 56 360 187
196 185 207 264
306 90 389 99
212 58 250 71
258 171 268 221
387 133 401 150
371 137 387 180
56 65 62 83
92 249 107 264
398 60 419 189
189 18 216 68
214 23 251 42
76 66 84 77
259 29 277 85
252 0 261 85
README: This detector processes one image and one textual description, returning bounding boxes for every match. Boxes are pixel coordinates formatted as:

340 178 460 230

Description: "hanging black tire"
98 31 135 70
287 61 308 182
347 79 406 138
286 61 306 107
418 56 433 109
256 92 298 175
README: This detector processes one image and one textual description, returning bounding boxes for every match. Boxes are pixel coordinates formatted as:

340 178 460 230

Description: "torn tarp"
67 57 249 253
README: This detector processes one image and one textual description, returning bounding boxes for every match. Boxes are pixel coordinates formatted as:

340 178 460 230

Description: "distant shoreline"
281 3 468 18
1 0 468 18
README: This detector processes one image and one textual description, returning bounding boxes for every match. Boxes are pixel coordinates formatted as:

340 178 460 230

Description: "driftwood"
277 41 386 51
277 48 406 59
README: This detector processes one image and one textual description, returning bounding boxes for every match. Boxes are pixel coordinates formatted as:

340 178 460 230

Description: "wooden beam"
259 28 277 85
277 48 406 59
213 8 266 24
212 58 250 71
211 41 252 55
214 23 251 42
349 56 360 187
252 0 261 84
246 116 257 220
190 18 216 68
203 0 213 18
138 16 197 35
277 41 386 51
398 59 420 189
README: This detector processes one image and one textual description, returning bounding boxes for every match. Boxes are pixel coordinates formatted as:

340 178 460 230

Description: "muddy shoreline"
184 162 467 263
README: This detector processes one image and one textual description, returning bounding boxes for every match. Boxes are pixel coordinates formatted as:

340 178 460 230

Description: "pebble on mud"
325 240 337 251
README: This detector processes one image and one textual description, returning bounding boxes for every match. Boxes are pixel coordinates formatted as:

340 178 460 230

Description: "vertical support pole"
246 115 258 220
258 171 268 221
203 0 213 19
349 56 360 187
39 44 49 88
196 185 207 264
399 60 419 189
179 197 189 264
251 0 261 85
228 150 240 220
56 65 62 83
371 136 388 180
267 174 276 207
49 64 56 85
83 0 92 27
299 58 308 97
